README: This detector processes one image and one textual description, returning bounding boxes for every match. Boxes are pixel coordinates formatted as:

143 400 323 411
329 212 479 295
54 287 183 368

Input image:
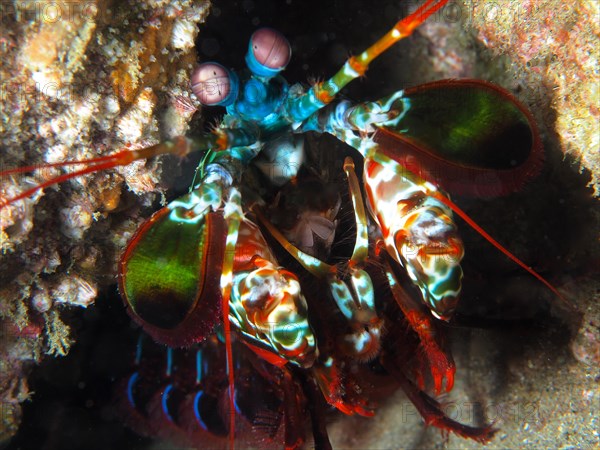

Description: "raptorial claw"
385 259 456 394
311 359 375 417
423 344 455 395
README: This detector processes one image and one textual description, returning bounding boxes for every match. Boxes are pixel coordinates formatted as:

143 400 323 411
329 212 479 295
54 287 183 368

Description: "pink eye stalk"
246 28 291 77
191 62 237 106
251 28 291 70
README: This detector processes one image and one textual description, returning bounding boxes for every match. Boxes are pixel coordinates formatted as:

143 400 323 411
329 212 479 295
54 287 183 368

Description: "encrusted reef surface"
1 0 599 448
470 0 600 197
0 0 209 442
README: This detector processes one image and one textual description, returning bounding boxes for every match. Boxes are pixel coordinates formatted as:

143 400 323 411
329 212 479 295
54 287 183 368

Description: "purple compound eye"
191 63 233 106
249 28 291 71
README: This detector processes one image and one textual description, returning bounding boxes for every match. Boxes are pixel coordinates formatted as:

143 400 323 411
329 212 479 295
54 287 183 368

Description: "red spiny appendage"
402 309 455 394
421 340 455 394
384 357 496 443
398 0 449 35
0 138 198 209
425 410 497 444
220 285 236 450
406 311 433 337
0 152 133 209
311 364 344 410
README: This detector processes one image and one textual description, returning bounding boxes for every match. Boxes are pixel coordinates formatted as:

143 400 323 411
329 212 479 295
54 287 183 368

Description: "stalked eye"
246 28 291 77
251 28 291 70
191 62 236 106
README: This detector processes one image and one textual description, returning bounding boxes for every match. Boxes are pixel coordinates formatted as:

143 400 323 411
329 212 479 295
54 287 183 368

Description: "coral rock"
0 0 210 443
